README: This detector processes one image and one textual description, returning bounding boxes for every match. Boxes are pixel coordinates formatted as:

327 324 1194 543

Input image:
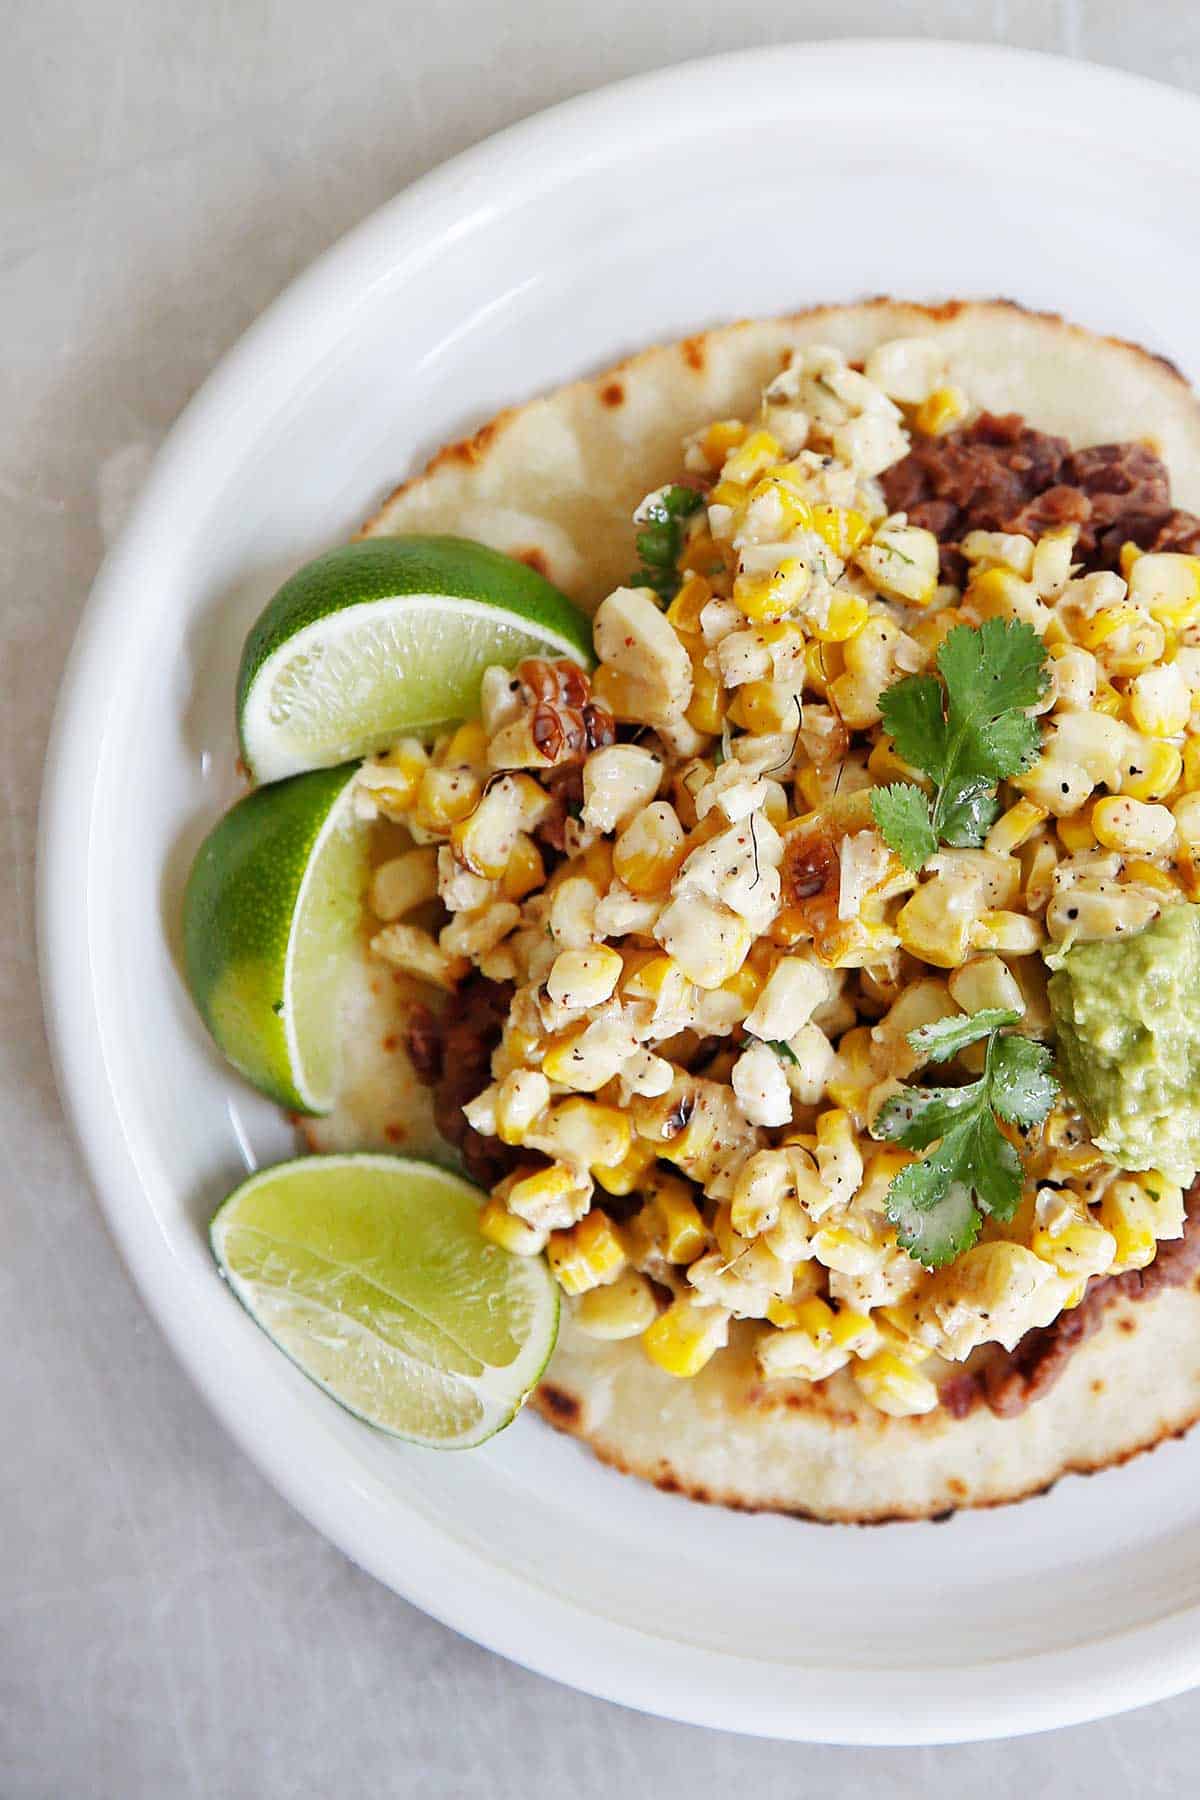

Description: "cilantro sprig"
870 1008 1058 1268
629 485 705 602
869 619 1049 872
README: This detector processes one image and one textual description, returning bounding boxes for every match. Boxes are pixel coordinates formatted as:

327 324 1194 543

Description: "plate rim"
36 39 1200 1744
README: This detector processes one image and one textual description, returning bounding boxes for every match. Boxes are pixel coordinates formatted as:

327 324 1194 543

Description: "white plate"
39 42 1200 1744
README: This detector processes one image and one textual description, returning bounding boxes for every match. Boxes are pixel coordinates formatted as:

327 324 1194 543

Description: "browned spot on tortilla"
516 547 549 576
680 336 705 371
947 1478 967 1499
383 1122 406 1144
599 380 624 408
381 1034 398 1053
1091 1379 1106 1394
1118 1317 1137 1333
536 1382 582 1427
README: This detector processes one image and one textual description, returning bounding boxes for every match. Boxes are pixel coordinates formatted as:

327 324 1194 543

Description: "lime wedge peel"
237 537 595 783
183 763 368 1115
210 1155 560 1448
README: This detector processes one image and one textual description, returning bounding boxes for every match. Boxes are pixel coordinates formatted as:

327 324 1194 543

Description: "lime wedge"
237 536 594 782
183 763 368 1113
211 1155 559 1446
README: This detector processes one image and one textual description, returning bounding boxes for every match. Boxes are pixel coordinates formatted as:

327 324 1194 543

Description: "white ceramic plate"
39 42 1200 1744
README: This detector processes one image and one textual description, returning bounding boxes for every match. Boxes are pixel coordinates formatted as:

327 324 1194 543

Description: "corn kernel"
1123 739 1183 803
729 679 803 733
1128 552 1200 629
1099 1177 1160 1272
642 1295 730 1377
546 945 623 1010
445 721 489 767
366 740 429 815
810 504 871 558
592 1135 657 1196
1056 809 1097 853
415 766 482 832
478 1198 548 1255
852 1351 939 1417
494 1069 551 1145
547 1210 628 1295
647 1172 708 1264
685 654 726 734
666 574 711 635
574 1272 658 1339
1129 664 1192 738
812 591 871 644
984 798 1048 857
915 384 967 436
734 559 810 625
501 835 546 901
1092 796 1176 855
722 428 782 485
971 909 1045 955
613 802 687 896
506 1161 585 1229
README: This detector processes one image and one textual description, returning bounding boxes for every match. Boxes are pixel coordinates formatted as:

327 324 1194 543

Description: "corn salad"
358 337 1198 1414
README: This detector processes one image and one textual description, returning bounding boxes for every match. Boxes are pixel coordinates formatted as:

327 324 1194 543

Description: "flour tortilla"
334 299 1200 1518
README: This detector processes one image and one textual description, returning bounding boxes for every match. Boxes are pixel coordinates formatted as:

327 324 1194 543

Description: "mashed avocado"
1048 902 1200 1184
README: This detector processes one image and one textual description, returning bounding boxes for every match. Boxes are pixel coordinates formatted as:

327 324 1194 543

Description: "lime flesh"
211 1156 560 1446
183 764 368 1113
237 536 594 782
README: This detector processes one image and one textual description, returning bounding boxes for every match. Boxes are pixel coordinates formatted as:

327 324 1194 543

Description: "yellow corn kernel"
1129 667 1191 738
1123 859 1179 895
1092 795 1176 855
684 654 726 735
642 1295 730 1377
548 1097 633 1172
494 1070 551 1146
728 679 803 734
826 1025 877 1116
366 741 429 815
540 1028 590 1086
915 384 967 437
624 953 685 1002
501 835 546 901
852 1352 939 1417
722 964 763 1011
1056 808 1097 853
701 418 748 464
647 1171 708 1264
810 504 871 558
1099 1178 1161 1272
1127 552 1200 629
803 639 839 697
985 798 1049 857
445 720 489 768
613 802 687 897
592 1135 657 1197
812 591 871 645
574 1272 659 1340
967 565 1043 627
896 883 974 968
708 477 749 511
506 1161 582 1225
1182 738 1200 794
733 559 810 625
547 1210 628 1295
1091 679 1122 716
666 574 712 635
811 1224 881 1277
547 945 624 1010
971 910 1045 955
1123 740 1183 803
1076 603 1144 649
1119 540 1143 581
722 428 782 485
414 766 482 832
477 1198 548 1256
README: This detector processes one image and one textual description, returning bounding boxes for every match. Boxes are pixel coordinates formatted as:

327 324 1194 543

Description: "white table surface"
8 2 1200 1792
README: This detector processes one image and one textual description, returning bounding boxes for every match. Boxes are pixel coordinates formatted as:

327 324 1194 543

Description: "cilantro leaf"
870 620 1049 871
629 485 705 603
868 1014 1058 1268
869 783 937 872
988 1033 1058 1127
761 1038 800 1066
907 1006 1020 1064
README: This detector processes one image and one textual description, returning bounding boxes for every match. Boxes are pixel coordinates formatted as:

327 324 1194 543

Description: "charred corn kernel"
853 1351 939 1417
477 1199 548 1256
733 559 810 624
812 591 871 644
546 946 623 1010
494 1070 551 1145
1099 1177 1162 1272
1056 810 1097 853
1122 739 1183 803
1092 795 1176 855
501 835 545 901
642 1295 730 1377
666 574 712 635
1129 664 1191 737
370 846 440 920
915 384 967 436
1123 858 1180 895
415 766 483 832
684 655 726 734
547 1210 628 1295
613 801 687 896
592 1135 657 1196
729 679 802 733
445 720 489 767
810 504 871 557
985 798 1048 857
647 1173 707 1263
722 428 782 485
574 1272 658 1339
541 1098 632 1172
971 909 1045 955
1128 552 1200 628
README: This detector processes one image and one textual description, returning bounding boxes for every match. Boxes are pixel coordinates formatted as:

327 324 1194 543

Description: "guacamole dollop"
1048 902 1200 1184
